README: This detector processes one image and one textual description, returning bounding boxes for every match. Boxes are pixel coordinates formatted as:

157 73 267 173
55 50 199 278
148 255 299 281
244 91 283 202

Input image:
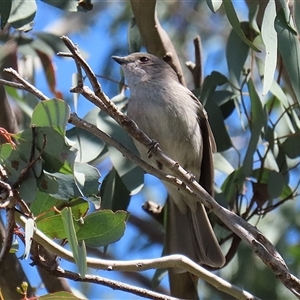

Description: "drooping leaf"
261 0 277 95
275 9 300 104
36 50 63 99
221 168 245 207
97 111 144 194
8 0 37 31
206 0 222 13
223 1 260 51
100 168 131 211
24 218 35 259
73 161 101 204
281 132 300 158
128 17 142 53
199 73 232 151
0 0 12 29
226 24 250 87
35 32 69 53
243 79 265 176
61 207 87 276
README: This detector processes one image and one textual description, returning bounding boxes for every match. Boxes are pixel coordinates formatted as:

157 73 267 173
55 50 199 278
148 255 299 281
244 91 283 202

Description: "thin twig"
2 68 49 101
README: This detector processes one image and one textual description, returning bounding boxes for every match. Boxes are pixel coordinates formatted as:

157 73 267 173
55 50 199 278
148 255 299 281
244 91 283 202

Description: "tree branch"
129 0 186 85
16 212 258 300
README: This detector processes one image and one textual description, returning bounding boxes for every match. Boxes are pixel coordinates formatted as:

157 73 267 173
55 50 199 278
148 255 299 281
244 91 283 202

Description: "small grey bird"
112 53 225 295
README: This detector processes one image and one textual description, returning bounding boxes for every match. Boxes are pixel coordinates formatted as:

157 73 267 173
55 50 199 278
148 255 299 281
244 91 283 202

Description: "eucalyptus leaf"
128 17 142 53
281 133 300 159
31 99 70 135
8 0 36 30
61 207 87 276
24 218 35 260
243 79 265 176
100 168 131 211
76 210 127 247
226 24 250 87
0 0 12 29
206 0 222 13
261 0 277 95
223 1 260 51
275 9 300 104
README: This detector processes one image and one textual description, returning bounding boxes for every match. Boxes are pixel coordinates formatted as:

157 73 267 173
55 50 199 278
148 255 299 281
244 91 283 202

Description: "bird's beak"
112 56 127 65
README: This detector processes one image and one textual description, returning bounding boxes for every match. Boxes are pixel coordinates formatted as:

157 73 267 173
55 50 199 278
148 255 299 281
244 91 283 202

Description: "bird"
112 53 225 297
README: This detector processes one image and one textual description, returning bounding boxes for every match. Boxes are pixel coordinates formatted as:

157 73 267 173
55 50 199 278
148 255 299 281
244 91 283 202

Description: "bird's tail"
165 198 225 270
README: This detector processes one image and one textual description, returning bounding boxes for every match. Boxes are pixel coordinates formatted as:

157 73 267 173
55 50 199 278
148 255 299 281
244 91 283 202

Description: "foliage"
1 0 300 299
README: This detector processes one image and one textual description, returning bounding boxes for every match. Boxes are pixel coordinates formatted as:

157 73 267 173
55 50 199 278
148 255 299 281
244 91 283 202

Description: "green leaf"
281 132 300 158
206 0 222 13
100 168 131 211
275 9 300 104
43 171 82 200
294 0 300 35
42 0 86 12
128 17 142 53
213 153 234 175
199 73 232 151
61 207 87 277
226 24 250 87
221 168 245 206
267 170 285 199
73 162 101 203
76 210 127 248
243 79 265 176
261 0 277 95
97 111 144 194
31 192 89 221
223 1 260 51
19 127 76 174
35 32 69 53
67 126 106 163
31 99 70 135
38 291 82 300
37 209 127 247
8 0 37 31
0 0 12 29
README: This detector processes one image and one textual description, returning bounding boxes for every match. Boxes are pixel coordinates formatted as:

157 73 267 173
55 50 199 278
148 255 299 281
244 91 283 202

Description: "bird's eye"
139 57 149 63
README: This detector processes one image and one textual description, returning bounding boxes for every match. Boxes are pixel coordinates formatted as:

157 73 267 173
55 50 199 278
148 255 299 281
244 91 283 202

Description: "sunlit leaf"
61 207 87 276
223 1 260 51
8 0 37 31
39 291 81 300
24 218 35 259
206 0 222 13
261 0 277 95
76 210 127 247
31 99 70 135
42 0 86 12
